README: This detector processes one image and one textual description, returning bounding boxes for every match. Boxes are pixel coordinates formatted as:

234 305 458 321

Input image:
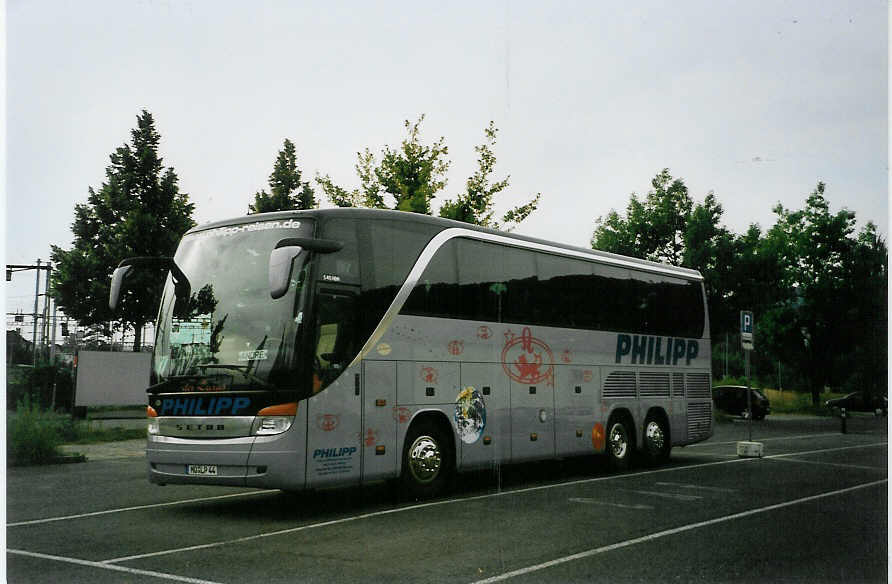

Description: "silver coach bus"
110 208 712 498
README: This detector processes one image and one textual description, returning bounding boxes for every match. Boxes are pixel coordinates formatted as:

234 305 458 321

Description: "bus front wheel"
606 417 633 470
399 419 454 500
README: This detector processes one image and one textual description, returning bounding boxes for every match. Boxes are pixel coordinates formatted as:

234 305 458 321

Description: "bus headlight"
251 402 298 436
252 416 294 435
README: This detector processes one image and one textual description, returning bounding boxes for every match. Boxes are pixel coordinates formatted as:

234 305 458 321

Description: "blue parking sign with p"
741 310 754 350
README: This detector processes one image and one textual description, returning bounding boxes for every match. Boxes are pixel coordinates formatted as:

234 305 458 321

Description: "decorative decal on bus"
454 387 486 444
190 219 303 240
316 414 340 432
312 446 357 477
502 327 555 386
420 366 438 384
615 334 700 366
392 406 411 424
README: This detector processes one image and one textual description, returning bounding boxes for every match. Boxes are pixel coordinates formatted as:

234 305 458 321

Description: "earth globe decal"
454 387 486 444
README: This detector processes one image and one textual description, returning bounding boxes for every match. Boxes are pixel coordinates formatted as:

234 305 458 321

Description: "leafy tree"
592 169 694 265
50 111 195 350
317 115 448 214
316 116 540 230
439 121 540 231
682 193 738 337
249 139 317 213
316 149 386 209
844 223 888 396
760 183 863 402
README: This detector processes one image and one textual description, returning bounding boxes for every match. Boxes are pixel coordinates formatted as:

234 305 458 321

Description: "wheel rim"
608 423 628 459
407 435 441 484
645 420 665 454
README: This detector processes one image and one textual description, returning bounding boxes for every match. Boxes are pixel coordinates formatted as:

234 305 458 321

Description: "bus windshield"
153 219 315 391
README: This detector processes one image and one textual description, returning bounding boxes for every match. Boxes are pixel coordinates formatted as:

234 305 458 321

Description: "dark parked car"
712 385 770 420
825 392 887 416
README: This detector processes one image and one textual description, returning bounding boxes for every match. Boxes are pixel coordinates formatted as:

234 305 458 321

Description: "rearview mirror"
269 245 303 300
109 265 133 311
269 237 343 300
108 257 190 312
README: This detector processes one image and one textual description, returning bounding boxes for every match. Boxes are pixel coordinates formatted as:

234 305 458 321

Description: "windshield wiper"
197 364 271 388
147 373 232 393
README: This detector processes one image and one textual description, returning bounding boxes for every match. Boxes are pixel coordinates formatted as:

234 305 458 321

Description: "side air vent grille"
638 372 670 398
672 373 685 397
686 373 712 399
603 371 636 399
687 402 712 441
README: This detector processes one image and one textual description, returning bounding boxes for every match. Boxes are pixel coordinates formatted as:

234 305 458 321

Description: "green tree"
316 148 386 209
317 116 539 230
249 139 317 213
439 121 540 231
682 193 739 338
50 111 195 350
592 169 694 265
317 115 448 213
762 182 861 402
844 223 888 396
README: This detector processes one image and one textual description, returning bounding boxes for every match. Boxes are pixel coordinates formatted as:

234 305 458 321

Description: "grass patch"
713 378 845 416
761 388 844 416
8 398 146 465
7 395 64 465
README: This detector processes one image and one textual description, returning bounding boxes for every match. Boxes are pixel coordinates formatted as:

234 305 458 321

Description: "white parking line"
687 432 837 448
630 490 702 502
7 548 224 584
655 482 737 493
7 490 279 528
470 479 887 584
765 443 887 460
770 458 882 472
568 498 653 510
101 441 885 565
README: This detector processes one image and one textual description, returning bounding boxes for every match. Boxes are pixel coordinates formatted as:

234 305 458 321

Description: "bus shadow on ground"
165 452 723 523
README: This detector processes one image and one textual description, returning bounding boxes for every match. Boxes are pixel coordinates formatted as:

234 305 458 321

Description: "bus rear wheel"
399 419 453 500
606 417 633 470
642 414 671 465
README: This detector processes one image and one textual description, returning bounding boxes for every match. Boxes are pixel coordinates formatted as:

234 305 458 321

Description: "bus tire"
399 418 454 500
642 413 671 466
606 416 633 470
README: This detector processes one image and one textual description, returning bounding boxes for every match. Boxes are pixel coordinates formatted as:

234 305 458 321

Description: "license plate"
187 464 218 476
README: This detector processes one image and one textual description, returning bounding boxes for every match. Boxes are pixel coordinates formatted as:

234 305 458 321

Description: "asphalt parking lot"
6 414 887 583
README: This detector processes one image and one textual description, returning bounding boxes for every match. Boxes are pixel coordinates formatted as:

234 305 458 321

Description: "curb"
8 453 87 467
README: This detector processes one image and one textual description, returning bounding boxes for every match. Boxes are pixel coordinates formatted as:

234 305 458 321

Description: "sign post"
736 310 763 458
741 311 754 441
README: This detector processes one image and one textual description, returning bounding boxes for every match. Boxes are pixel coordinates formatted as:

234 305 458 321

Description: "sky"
3 0 889 338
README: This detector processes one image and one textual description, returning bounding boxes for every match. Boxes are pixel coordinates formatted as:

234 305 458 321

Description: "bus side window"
313 290 357 392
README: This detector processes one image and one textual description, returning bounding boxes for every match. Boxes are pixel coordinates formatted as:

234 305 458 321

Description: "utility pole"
32 259 41 366
42 264 52 358
6 261 53 366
